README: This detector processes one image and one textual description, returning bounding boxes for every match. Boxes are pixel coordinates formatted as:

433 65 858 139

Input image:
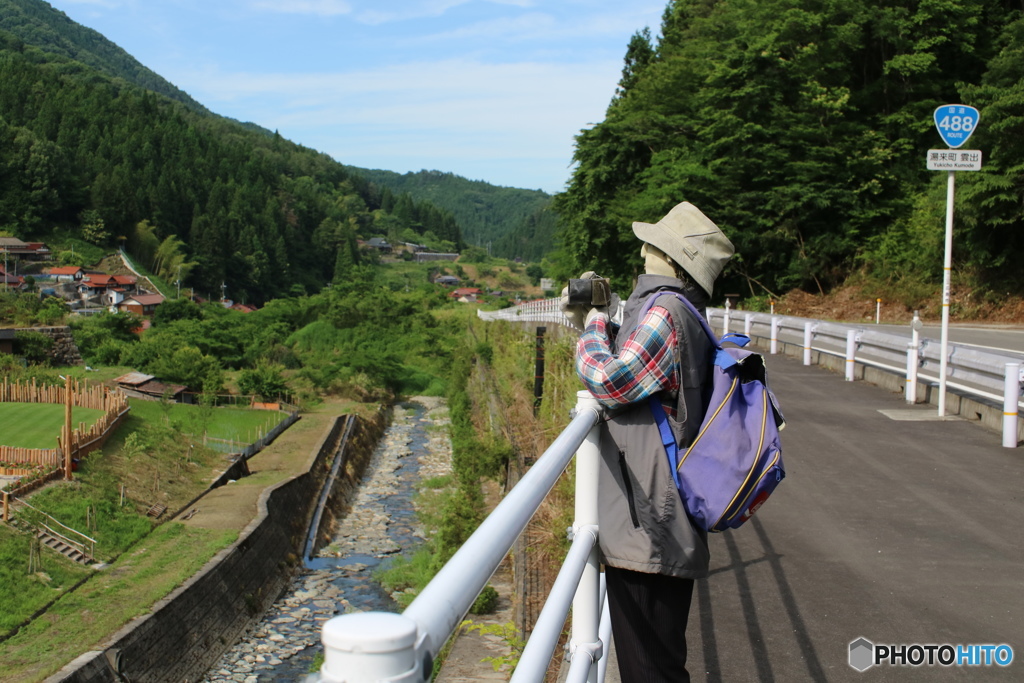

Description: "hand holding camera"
559 271 616 330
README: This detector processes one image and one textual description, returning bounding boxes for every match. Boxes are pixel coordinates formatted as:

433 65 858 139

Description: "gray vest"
596 275 712 577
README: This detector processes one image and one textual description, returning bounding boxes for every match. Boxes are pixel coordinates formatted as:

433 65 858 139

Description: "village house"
47 266 85 283
0 237 51 262
78 273 139 298
434 275 460 286
116 293 165 317
449 287 482 303
0 266 24 290
364 237 393 253
114 371 190 403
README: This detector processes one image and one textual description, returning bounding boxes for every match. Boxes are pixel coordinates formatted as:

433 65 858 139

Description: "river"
201 398 451 683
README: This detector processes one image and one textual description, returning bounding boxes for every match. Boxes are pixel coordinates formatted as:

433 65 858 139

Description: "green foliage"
0 23 463 304
349 167 554 261
68 310 142 364
0 289 66 327
469 584 499 614
25 482 154 560
0 524 91 636
237 362 288 400
14 329 52 364
556 0 1024 299
78 209 109 245
463 621 524 673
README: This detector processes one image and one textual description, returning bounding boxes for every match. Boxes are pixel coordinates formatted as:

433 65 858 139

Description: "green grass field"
0 403 106 449
125 399 285 443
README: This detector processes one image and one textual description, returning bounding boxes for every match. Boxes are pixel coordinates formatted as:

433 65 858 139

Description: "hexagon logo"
849 638 875 672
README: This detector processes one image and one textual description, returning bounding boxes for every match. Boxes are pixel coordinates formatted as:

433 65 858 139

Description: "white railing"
313 298 1024 680
707 307 1023 445
480 297 1023 448
314 393 606 683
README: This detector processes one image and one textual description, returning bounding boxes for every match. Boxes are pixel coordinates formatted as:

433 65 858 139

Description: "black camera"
566 278 611 307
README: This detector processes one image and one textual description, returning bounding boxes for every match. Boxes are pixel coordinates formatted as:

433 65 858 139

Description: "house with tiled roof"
48 266 84 282
116 293 165 317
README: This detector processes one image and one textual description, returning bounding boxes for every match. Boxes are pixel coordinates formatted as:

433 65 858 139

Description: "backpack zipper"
712 387 770 528
677 375 738 471
719 390 774 526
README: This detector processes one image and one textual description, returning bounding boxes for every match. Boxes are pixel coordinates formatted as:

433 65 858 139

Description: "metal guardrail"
314 394 605 682
479 298 1023 447
310 297 1023 682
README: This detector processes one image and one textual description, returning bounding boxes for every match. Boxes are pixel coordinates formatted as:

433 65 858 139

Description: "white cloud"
249 0 353 17
171 57 618 190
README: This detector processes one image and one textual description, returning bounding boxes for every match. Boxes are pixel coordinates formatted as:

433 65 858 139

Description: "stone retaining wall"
46 407 388 683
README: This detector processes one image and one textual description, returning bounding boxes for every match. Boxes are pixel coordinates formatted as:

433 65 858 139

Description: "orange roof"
49 266 83 275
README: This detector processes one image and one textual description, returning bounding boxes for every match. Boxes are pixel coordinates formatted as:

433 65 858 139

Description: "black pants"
605 565 696 683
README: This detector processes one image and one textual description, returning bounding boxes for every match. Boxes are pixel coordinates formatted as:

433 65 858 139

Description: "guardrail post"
723 299 731 335
744 313 752 337
770 317 780 355
1004 363 1021 448
905 342 919 403
803 322 813 366
319 612 422 683
571 390 603 682
845 330 856 382
907 311 922 403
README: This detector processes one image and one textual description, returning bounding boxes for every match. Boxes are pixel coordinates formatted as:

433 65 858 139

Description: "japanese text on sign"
927 149 982 171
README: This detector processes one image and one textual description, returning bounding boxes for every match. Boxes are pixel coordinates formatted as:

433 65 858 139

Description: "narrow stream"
202 398 450 683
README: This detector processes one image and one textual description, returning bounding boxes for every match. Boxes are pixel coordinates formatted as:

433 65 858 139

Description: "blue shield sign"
934 105 980 148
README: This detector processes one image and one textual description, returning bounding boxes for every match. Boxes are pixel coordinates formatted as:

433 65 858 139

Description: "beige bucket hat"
632 202 735 297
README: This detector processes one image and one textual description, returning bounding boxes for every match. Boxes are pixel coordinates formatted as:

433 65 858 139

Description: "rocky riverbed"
202 398 451 683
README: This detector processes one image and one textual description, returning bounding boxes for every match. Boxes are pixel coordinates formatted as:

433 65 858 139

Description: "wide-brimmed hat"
632 202 734 297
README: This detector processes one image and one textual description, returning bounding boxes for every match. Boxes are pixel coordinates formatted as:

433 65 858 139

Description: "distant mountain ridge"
0 0 210 114
347 167 557 262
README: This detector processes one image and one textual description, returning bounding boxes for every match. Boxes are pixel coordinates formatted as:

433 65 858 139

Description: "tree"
79 209 109 245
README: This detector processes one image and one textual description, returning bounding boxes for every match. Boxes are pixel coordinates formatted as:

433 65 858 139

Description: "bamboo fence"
0 377 130 470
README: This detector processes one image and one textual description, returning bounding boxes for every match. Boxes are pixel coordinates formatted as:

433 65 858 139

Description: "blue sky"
47 0 667 194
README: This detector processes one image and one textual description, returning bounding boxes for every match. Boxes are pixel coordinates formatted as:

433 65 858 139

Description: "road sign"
927 149 982 171
934 105 980 148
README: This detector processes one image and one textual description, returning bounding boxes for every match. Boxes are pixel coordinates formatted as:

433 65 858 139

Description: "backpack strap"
640 291 747 370
649 396 683 490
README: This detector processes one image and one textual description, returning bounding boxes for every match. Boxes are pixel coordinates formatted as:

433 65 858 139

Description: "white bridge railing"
314 392 608 683
312 297 1023 682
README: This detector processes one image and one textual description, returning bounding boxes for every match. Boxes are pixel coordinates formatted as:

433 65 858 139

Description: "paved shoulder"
688 354 1022 681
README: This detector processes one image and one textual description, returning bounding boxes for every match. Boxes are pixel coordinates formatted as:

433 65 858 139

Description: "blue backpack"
643 292 786 532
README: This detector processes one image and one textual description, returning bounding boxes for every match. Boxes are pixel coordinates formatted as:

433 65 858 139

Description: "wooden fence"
0 377 130 470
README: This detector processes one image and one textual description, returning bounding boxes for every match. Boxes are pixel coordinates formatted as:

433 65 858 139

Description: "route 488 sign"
934 104 979 148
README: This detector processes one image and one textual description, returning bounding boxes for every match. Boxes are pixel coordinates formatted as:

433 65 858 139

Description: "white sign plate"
927 149 982 171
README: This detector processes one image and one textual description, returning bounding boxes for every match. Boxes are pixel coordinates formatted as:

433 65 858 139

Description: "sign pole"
938 170 955 417
929 104 981 418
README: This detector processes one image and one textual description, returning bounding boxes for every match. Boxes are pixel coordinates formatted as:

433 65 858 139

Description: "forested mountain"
349 168 558 262
0 0 209 114
0 3 466 304
556 0 1024 301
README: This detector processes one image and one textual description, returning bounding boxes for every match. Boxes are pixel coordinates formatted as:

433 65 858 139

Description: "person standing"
561 201 734 682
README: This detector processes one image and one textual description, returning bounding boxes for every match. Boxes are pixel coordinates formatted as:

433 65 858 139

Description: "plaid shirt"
575 306 679 411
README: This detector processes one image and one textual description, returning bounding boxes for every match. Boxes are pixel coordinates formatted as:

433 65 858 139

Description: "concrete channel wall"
47 408 388 683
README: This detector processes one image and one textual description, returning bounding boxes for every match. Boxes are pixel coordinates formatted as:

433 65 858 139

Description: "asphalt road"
684 353 1022 682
